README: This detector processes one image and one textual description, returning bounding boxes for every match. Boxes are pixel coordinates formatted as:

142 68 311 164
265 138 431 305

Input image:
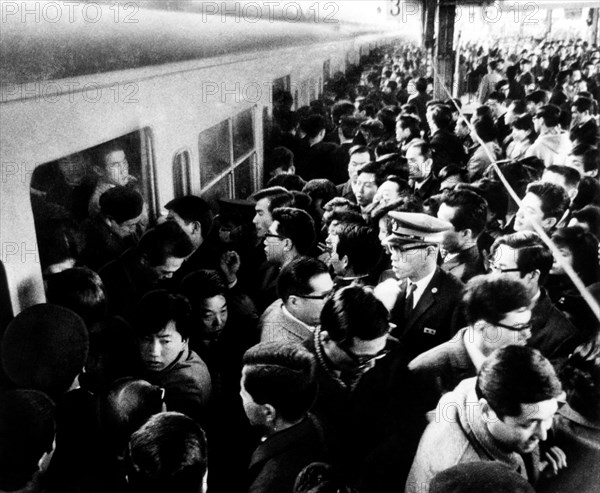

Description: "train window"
198 120 231 186
200 174 231 209
232 108 254 161
233 154 256 199
198 107 258 206
173 149 192 198
29 129 154 275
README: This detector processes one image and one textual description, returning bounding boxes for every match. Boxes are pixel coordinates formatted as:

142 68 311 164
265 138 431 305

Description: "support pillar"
590 8 599 46
545 9 553 37
433 2 456 100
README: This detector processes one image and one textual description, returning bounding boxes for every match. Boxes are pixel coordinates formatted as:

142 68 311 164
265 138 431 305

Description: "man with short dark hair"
165 195 215 281
327 223 383 285
478 60 503 104
127 412 208 493
81 186 144 270
569 97 600 147
241 342 328 493
406 346 566 492
409 274 532 415
489 231 579 362
437 189 488 282
542 165 581 204
427 104 467 171
303 285 412 491
336 146 372 202
132 290 212 424
99 221 195 318
251 187 294 239
353 161 380 213
299 114 342 183
405 140 440 200
259 207 316 310
513 181 570 234
260 257 333 343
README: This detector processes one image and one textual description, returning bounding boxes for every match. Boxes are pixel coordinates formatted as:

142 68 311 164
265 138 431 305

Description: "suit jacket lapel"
405 270 439 331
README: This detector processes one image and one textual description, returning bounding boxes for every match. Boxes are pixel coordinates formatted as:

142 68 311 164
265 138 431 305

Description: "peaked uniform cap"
385 211 452 247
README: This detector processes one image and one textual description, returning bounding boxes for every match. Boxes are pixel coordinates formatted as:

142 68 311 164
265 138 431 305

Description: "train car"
0 1 401 326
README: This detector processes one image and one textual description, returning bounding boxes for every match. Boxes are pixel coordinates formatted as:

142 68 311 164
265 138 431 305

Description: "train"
0 1 402 326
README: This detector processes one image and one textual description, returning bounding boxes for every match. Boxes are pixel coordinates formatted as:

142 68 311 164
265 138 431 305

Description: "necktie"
404 282 417 319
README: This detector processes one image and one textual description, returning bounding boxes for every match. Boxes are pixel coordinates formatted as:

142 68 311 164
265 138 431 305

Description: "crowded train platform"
1 2 600 493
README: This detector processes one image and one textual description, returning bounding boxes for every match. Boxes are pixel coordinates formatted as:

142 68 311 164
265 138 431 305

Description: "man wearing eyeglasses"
409 275 533 418
259 257 333 344
488 231 578 363
302 285 412 492
376 211 464 360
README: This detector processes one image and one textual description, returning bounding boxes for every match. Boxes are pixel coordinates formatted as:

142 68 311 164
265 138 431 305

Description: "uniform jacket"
390 267 464 360
259 299 313 344
408 328 477 416
247 414 328 493
405 378 537 493
441 244 485 283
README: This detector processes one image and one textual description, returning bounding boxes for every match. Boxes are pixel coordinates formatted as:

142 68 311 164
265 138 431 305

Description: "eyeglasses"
339 344 390 369
489 262 521 274
294 289 333 300
493 321 532 332
264 232 287 241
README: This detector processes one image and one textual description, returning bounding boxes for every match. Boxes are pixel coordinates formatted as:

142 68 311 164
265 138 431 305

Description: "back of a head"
45 266 107 327
335 224 383 276
267 174 307 192
526 90 548 106
100 186 144 224
320 285 389 342
560 342 600 422
536 104 561 128
165 196 214 241
463 274 530 326
272 207 316 255
127 412 207 493
1 304 89 397
429 461 534 493
0 389 55 492
476 346 562 418
551 225 600 283
301 114 327 139
526 181 570 222
440 189 488 237
137 221 195 267
99 377 164 454
242 342 317 422
302 179 338 204
430 104 453 130
277 257 329 302
474 115 497 143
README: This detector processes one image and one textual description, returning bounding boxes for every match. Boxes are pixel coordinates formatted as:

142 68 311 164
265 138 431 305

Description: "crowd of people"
1 38 600 493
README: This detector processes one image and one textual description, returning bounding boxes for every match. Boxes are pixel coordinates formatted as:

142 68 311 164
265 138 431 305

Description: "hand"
220 251 241 285
539 446 567 478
